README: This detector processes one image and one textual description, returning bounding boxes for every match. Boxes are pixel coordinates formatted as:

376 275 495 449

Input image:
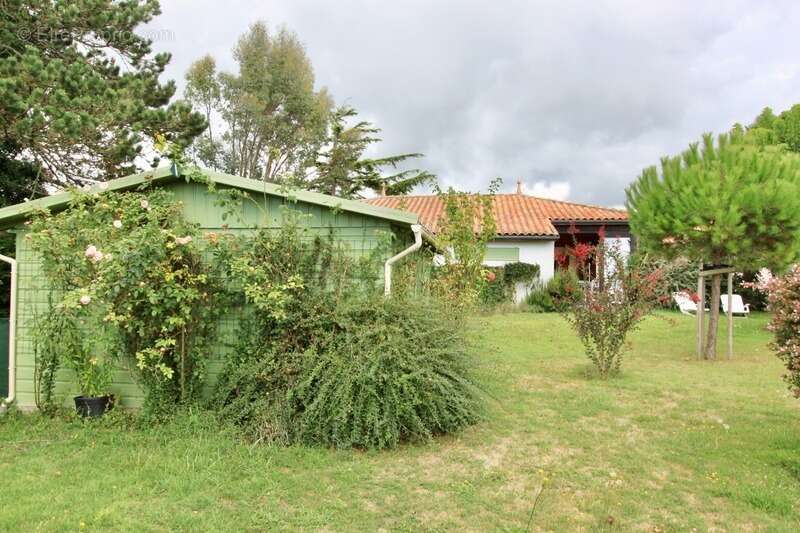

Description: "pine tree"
307 106 434 198
0 0 206 189
626 131 800 359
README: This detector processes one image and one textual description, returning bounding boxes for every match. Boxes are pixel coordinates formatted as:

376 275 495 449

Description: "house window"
484 247 520 262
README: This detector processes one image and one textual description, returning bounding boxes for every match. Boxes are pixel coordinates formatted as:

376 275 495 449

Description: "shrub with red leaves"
571 242 595 266
563 241 668 377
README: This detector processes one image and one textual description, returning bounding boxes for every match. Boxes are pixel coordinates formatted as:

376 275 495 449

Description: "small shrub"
526 270 581 312
478 262 540 307
735 270 769 311
478 267 511 306
765 266 800 397
631 255 698 309
526 281 555 312
563 243 667 377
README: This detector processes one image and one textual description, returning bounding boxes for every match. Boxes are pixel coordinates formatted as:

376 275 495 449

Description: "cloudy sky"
146 0 800 206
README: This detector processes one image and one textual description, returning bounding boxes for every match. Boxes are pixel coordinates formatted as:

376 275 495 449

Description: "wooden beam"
727 272 734 360
699 266 736 277
697 273 704 360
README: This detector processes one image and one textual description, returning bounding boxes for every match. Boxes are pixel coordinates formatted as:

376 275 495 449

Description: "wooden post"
727 272 733 360
697 273 705 360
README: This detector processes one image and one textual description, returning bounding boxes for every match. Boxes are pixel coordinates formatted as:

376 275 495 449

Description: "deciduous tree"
185 22 331 181
184 24 434 197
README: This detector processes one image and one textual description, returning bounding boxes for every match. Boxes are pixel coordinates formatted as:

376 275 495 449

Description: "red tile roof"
365 194 627 237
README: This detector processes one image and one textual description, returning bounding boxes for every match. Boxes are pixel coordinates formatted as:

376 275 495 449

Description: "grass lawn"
2 311 800 531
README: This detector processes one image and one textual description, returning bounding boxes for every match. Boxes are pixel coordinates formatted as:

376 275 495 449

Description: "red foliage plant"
555 250 569 269
562 241 668 377
570 242 594 266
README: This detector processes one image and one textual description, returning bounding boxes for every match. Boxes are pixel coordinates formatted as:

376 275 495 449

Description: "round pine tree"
626 131 800 359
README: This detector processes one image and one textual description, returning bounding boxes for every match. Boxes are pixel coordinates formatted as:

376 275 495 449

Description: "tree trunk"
704 273 721 360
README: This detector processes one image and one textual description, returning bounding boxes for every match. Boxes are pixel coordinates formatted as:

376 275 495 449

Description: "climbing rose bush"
28 185 225 413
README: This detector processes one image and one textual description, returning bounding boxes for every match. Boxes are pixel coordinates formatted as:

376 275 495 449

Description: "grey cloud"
148 0 800 205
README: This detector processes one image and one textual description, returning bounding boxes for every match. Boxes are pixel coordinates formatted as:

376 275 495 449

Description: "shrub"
212 223 480 449
479 267 512 306
526 269 581 312
215 297 479 449
631 255 698 309
289 297 478 449
765 266 800 397
504 262 540 286
735 270 769 311
478 262 540 307
526 282 555 312
563 243 667 377
28 185 224 414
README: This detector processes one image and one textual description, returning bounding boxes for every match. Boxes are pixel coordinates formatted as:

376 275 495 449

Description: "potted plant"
71 355 113 418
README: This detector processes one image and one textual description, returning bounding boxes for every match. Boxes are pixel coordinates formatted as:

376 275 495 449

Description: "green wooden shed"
0 166 433 410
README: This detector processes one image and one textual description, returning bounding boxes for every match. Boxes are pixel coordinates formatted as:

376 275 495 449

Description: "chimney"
516 179 524 195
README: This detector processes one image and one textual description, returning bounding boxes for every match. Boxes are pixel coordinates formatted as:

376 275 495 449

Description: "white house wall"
484 239 555 303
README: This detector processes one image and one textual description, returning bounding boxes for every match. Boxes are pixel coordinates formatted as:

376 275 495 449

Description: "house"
0 166 433 409
366 183 630 301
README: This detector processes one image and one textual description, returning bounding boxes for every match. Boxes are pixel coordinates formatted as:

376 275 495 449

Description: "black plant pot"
74 395 113 418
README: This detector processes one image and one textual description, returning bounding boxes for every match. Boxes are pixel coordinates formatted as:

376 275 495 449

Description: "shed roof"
0 166 428 232
365 194 628 238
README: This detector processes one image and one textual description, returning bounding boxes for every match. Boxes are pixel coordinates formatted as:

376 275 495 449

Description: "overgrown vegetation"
526 269 581 312
211 221 480 449
24 172 487 448
479 262 540 307
29 185 225 415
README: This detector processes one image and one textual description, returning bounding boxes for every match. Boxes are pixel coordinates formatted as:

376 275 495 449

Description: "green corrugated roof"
0 166 429 232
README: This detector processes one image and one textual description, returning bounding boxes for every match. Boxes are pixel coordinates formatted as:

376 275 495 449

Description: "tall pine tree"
627 131 800 359
0 0 205 190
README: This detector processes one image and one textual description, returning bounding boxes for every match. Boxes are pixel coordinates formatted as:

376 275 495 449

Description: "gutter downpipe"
0 253 16 406
384 224 423 296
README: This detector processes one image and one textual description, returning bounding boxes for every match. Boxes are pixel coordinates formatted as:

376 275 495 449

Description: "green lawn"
2 312 799 531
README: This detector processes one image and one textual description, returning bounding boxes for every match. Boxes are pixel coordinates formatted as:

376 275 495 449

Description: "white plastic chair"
673 292 699 315
720 294 750 317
